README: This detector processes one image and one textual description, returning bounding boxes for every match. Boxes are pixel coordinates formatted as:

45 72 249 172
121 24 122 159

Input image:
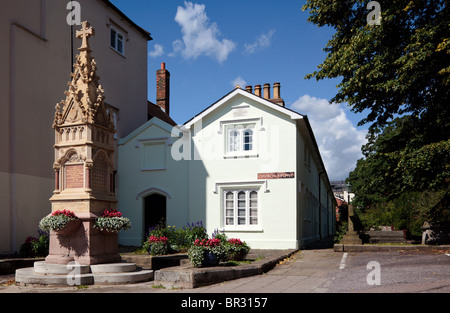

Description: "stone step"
15 267 95 286
90 262 137 273
92 270 153 285
34 261 91 275
15 261 153 286
367 231 406 238
367 231 407 244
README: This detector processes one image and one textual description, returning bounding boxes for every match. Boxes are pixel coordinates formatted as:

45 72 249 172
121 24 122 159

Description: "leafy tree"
302 0 449 129
302 1 450 230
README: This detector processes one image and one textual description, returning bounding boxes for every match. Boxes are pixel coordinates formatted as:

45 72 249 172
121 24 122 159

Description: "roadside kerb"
154 249 298 289
334 244 450 252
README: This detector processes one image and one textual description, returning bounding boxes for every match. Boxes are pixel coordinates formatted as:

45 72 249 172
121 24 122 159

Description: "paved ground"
1 241 449 294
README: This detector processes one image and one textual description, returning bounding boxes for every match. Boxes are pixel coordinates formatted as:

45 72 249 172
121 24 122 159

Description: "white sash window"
226 124 255 155
224 189 259 228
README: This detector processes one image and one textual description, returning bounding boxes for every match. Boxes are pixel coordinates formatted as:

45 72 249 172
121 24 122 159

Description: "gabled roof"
118 115 175 146
148 101 177 126
182 87 304 129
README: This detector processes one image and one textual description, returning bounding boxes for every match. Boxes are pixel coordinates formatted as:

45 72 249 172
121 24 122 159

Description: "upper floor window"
227 124 255 154
110 26 125 55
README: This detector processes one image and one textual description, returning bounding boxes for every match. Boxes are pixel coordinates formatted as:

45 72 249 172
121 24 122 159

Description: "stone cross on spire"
76 21 95 51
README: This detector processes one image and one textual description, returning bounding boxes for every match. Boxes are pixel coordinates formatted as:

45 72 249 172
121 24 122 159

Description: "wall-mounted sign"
257 172 295 180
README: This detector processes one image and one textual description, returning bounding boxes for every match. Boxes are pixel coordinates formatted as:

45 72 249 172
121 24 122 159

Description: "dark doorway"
144 194 166 237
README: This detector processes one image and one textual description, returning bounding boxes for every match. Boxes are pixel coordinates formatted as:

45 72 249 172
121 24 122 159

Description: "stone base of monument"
340 231 362 245
15 261 153 286
44 212 122 265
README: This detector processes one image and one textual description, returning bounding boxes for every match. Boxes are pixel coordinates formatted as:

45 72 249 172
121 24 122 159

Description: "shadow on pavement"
305 238 335 250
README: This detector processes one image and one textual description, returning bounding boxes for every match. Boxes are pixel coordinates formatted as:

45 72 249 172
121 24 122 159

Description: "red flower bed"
148 236 169 244
228 238 245 245
101 209 123 218
52 210 77 219
193 238 221 247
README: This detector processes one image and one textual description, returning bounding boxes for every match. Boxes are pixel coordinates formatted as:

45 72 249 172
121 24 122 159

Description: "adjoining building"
0 0 151 254
118 70 336 249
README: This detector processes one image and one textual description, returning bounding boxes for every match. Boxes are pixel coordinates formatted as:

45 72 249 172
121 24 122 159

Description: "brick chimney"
156 62 170 115
245 82 285 106
254 85 262 97
271 82 285 107
263 83 271 100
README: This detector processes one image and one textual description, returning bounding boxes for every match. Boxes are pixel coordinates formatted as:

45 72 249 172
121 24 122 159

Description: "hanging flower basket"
94 209 131 233
39 210 80 235
55 219 81 235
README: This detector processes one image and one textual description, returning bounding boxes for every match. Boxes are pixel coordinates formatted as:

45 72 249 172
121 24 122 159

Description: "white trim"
222 189 260 231
213 180 269 194
184 88 303 129
118 117 175 146
217 117 264 134
136 187 172 200
110 25 126 56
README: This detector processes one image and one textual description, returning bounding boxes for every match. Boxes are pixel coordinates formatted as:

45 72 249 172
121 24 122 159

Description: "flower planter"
100 229 119 235
55 219 81 236
202 252 219 267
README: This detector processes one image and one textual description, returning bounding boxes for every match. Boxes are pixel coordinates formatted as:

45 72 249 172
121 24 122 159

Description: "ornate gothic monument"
47 21 119 265
15 22 152 285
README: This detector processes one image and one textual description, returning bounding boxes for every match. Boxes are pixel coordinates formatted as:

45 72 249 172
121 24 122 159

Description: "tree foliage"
302 1 450 229
302 0 449 129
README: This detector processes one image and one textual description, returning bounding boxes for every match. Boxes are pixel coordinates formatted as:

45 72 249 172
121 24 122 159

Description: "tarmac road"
327 250 450 293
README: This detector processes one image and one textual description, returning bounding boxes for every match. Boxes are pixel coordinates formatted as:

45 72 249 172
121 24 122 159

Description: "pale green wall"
117 91 336 249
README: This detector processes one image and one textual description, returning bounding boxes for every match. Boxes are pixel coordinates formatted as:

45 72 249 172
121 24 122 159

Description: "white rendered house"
117 83 336 249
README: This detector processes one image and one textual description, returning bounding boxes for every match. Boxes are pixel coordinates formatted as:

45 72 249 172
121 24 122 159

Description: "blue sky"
110 0 368 180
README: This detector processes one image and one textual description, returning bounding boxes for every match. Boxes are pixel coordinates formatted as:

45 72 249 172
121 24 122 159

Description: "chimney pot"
263 83 271 100
161 62 165 70
245 85 253 93
273 82 281 99
254 85 262 97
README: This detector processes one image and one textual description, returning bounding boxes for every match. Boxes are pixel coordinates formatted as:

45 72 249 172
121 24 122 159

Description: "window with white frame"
110 26 125 55
226 124 255 154
224 189 259 227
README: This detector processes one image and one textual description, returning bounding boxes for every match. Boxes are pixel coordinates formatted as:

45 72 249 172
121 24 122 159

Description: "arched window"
225 192 234 226
223 190 259 228
237 191 246 225
249 191 258 225
227 124 255 153
228 130 240 152
244 129 253 151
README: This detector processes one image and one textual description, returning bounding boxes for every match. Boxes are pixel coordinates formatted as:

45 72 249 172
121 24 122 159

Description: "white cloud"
149 44 164 58
172 1 236 63
244 30 275 54
291 94 367 180
231 76 247 88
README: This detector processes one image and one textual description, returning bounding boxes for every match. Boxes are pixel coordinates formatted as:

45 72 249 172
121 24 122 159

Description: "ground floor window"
224 189 258 227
